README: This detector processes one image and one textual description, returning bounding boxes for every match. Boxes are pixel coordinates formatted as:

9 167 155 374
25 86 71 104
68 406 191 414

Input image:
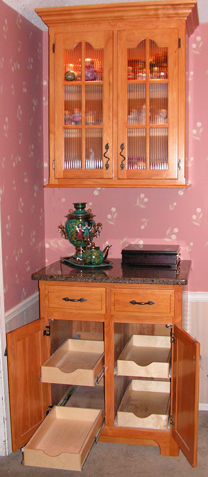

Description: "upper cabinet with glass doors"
54 31 113 181
36 1 198 188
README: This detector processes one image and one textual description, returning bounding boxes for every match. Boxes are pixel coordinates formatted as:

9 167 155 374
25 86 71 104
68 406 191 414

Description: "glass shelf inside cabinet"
127 39 169 172
63 42 104 171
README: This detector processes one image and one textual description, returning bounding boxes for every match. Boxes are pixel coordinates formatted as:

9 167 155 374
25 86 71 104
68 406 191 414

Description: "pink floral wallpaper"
0 0 45 312
43 24 208 293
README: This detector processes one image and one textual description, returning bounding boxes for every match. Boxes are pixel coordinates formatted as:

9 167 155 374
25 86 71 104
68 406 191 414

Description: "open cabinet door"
172 325 200 467
7 319 51 452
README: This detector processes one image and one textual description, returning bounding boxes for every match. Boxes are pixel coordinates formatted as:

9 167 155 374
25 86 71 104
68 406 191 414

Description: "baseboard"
5 292 39 333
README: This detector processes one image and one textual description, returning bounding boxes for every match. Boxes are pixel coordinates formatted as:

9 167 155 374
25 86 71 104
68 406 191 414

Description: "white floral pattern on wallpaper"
0 3 45 312
43 25 208 294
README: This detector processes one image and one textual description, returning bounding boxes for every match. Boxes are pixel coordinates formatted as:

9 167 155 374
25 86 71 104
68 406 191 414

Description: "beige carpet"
0 411 207 476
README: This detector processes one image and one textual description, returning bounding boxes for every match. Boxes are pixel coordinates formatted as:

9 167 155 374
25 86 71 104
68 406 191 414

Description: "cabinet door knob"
104 143 110 170
130 300 155 306
119 143 126 170
62 297 87 302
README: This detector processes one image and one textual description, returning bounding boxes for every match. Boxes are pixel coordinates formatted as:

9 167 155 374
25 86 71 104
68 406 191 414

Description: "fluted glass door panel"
128 84 146 125
64 42 82 81
149 41 168 80
64 129 81 170
85 129 103 169
85 85 103 125
127 129 146 170
149 128 168 170
64 85 82 126
128 39 146 80
150 83 168 125
85 42 103 82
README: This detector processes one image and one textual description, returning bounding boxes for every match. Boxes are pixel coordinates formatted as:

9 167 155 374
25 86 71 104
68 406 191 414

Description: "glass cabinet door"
54 31 113 179
117 29 178 180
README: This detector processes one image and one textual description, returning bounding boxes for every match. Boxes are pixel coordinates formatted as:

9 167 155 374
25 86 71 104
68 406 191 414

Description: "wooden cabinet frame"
36 1 198 188
7 280 199 467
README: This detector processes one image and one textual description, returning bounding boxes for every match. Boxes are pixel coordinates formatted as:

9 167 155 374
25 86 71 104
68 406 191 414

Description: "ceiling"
2 0 207 31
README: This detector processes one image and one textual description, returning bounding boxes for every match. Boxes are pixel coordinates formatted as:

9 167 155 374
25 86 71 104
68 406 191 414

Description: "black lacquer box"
122 244 181 269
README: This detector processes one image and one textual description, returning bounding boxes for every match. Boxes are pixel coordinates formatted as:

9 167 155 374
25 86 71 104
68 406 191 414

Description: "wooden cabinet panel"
45 284 106 315
111 287 175 317
172 325 200 467
7 319 51 452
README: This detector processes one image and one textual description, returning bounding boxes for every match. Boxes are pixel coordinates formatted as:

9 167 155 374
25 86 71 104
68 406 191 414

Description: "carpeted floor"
0 411 207 477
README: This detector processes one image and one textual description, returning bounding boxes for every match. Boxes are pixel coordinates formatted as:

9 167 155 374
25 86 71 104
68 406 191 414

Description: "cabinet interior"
47 320 172 432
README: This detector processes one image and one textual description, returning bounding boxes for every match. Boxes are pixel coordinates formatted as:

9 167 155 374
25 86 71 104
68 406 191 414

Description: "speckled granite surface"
32 259 191 285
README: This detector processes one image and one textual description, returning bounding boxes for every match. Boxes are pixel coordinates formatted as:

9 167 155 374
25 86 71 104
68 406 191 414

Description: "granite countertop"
32 259 191 285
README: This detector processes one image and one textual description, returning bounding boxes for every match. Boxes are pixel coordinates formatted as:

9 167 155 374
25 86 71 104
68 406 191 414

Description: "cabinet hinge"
43 325 51 336
52 43 55 53
178 38 181 49
52 159 55 170
170 415 174 426
178 159 182 170
46 405 53 416
4 346 7 357
171 333 176 344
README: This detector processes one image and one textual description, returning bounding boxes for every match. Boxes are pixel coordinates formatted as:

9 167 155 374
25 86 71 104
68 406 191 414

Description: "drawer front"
45 285 106 314
111 288 175 317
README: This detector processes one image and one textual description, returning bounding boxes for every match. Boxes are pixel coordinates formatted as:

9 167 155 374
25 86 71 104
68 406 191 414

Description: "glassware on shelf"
127 106 146 125
149 43 168 80
127 157 146 170
85 110 96 124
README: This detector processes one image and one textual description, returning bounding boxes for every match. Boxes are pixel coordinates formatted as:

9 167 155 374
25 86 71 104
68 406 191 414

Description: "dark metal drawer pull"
130 300 155 306
62 297 87 302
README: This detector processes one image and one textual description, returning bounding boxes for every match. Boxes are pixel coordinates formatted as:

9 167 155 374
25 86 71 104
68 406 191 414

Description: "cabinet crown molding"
36 1 198 37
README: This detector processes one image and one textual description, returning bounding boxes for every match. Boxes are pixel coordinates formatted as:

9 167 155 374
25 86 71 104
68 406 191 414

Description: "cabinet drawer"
41 339 104 386
117 335 171 379
111 288 175 317
117 380 170 430
45 285 106 314
24 406 103 471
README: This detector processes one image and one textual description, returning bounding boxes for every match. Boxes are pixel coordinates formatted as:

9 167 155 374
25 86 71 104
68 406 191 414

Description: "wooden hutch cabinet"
6 260 199 471
36 1 198 187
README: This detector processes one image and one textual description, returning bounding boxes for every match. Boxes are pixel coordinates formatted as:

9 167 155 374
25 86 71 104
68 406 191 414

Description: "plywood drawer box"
45 285 106 314
117 335 171 379
117 380 170 430
111 288 175 317
24 407 103 471
41 339 104 386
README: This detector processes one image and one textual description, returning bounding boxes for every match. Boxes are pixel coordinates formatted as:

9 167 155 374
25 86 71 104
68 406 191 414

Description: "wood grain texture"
7 319 51 452
35 1 198 188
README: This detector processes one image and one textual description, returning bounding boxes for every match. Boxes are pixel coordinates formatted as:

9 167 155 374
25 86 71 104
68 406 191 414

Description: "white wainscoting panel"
5 292 39 333
183 292 208 408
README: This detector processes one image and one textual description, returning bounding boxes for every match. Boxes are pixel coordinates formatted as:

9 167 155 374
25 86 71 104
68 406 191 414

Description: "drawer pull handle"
104 143 110 170
62 297 87 303
119 143 126 170
130 300 155 306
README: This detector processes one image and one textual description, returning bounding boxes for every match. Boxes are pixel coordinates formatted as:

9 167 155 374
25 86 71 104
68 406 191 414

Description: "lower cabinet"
6 282 200 470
